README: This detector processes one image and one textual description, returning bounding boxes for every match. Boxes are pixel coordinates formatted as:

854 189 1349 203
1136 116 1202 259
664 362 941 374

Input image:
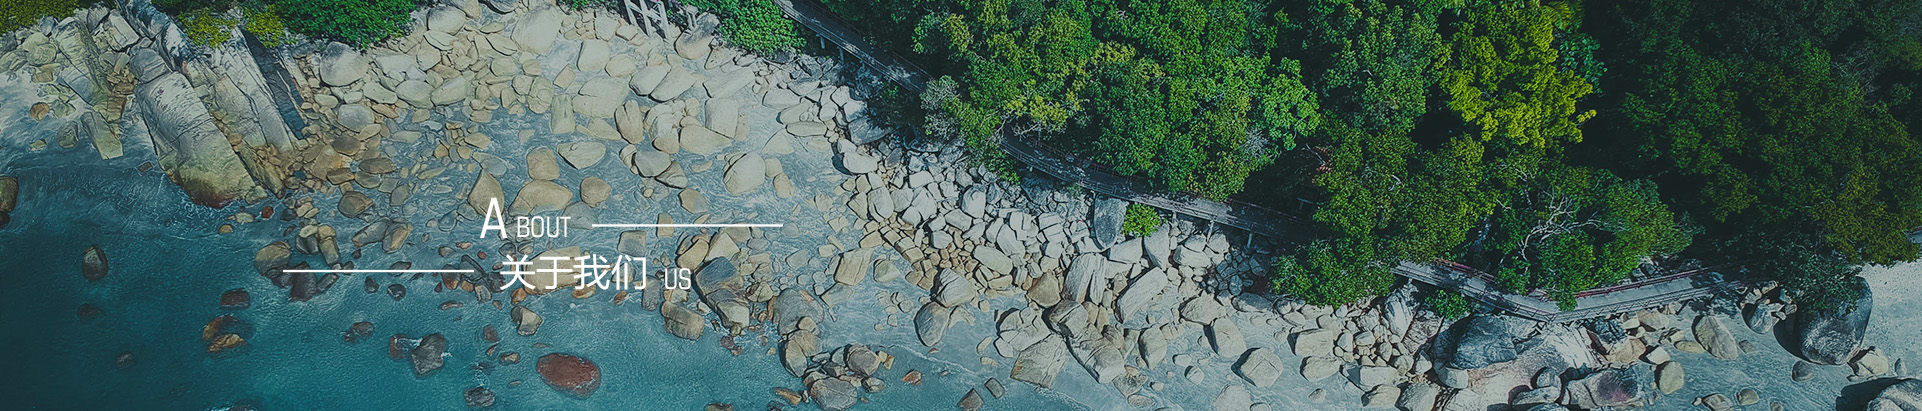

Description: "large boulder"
770 289 824 335
81 245 109 281
808 377 859 411
1797 276 1871 365
915 302 950 347
1445 315 1520 369
1115 268 1171 320
1398 383 1441 411
1011 334 1069 388
1560 366 1654 409
0 176 16 214
512 8 563 53
1301 356 1342 382
1089 198 1128 248
834 140 878 174
1234 347 1285 387
722 153 765 194
410 333 447 377
316 42 365 87
1693 315 1741 360
1870 379 1922 411
508 180 572 215
136 72 264 206
663 303 704 340
536 353 601 398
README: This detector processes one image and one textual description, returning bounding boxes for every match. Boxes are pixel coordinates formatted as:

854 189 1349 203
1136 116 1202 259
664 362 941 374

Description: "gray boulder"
1694 315 1741 360
316 42 365 86
1089 198 1127 248
1011 334 1069 388
915 302 950 347
1560 366 1653 409
808 377 859 411
1871 379 1922 411
1234 347 1285 387
411 333 447 376
1446 315 1519 369
1797 276 1871 365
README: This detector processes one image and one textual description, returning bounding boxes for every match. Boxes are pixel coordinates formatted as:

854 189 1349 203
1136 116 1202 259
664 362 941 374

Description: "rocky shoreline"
2 1 1918 410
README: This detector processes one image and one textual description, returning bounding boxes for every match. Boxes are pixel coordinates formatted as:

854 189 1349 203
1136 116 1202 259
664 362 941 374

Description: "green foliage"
1478 166 1695 309
838 0 1320 200
2 0 84 34
271 0 417 48
822 0 1922 310
683 0 806 53
179 9 237 46
1272 239 1396 305
562 0 609 9
242 5 289 48
1293 0 1447 134
152 0 229 14
1122 203 1162 237
1424 289 1471 319
1439 1 1595 149
1594 0 1922 306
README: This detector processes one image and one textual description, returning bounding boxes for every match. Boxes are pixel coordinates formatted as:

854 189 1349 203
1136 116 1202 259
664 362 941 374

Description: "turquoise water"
0 90 1093 410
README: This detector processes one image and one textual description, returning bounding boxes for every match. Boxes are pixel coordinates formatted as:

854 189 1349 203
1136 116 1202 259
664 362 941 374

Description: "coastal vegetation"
119 0 1922 309
819 0 1922 309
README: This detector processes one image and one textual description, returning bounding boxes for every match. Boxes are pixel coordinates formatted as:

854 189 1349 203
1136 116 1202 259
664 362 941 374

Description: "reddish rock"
220 288 251 309
482 325 499 343
536 353 601 398
200 315 252 341
388 334 411 360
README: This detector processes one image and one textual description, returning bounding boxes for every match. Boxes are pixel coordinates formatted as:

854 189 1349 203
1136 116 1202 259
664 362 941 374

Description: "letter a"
480 198 508 239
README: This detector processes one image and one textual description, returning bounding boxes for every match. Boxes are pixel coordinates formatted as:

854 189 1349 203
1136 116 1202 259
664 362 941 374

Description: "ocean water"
0 69 1096 410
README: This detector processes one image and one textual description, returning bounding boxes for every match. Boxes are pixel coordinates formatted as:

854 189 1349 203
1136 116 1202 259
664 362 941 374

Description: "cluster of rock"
1 8 140 162
6 6 314 206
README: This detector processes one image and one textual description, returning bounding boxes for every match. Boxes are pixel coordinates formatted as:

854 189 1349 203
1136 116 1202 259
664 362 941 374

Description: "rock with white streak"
934 269 977 307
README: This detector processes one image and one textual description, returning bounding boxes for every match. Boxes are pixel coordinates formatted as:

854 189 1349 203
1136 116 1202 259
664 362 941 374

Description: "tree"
1293 0 1447 134
1439 1 1595 149
1593 0 1922 306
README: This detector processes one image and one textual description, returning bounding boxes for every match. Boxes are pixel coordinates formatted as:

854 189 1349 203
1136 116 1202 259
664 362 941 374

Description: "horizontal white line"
281 269 476 273
591 224 785 228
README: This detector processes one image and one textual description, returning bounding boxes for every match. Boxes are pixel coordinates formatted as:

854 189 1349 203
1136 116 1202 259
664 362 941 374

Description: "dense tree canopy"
798 0 1922 308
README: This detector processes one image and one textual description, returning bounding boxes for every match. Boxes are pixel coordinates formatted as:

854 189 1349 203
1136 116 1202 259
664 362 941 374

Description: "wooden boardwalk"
765 0 1724 323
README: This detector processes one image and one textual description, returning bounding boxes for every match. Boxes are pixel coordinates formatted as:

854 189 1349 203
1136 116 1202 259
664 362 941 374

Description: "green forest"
820 0 1922 309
